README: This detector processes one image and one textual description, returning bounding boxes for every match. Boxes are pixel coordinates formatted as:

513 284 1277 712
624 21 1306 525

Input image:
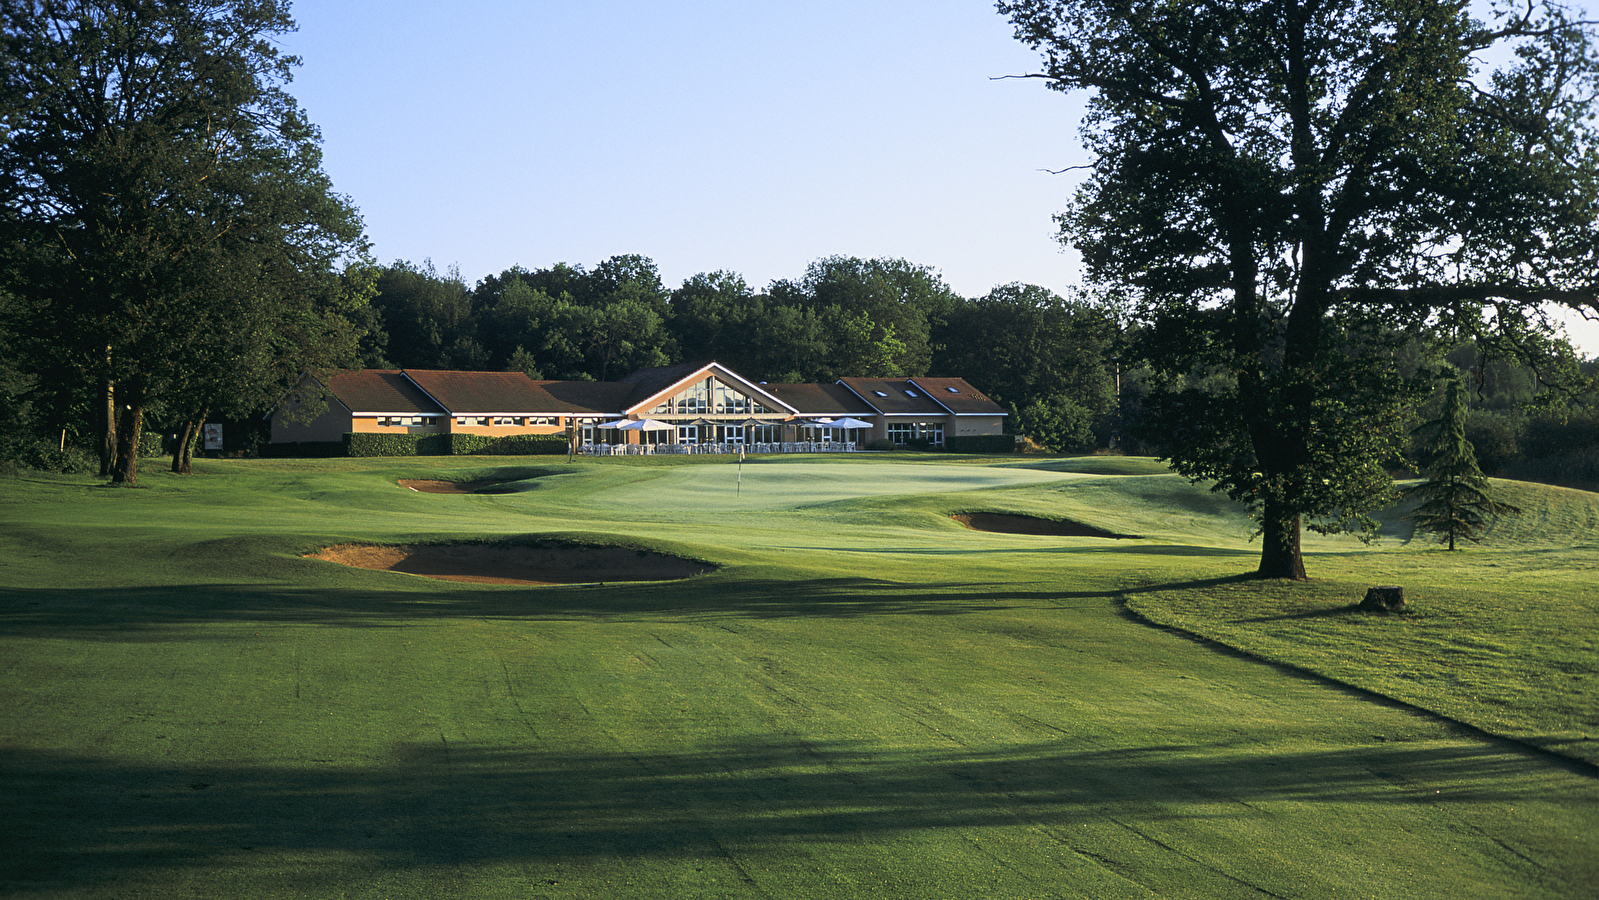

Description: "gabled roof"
620 360 797 416
907 377 1008 415
836 378 952 416
837 376 1007 417
324 370 446 415
761 383 876 417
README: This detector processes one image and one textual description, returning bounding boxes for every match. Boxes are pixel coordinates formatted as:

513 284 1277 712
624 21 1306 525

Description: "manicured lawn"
2 454 1595 898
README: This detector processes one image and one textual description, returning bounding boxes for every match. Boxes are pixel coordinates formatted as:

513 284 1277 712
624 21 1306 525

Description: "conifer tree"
1403 378 1520 550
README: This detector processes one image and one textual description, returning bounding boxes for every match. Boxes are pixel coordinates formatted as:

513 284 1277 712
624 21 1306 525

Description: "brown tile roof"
837 378 951 416
762 383 877 417
318 367 1004 420
403 370 559 414
908 377 1008 415
326 370 446 415
528 381 635 416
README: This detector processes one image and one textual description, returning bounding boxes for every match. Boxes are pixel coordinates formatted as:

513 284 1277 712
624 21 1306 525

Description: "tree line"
350 254 1122 449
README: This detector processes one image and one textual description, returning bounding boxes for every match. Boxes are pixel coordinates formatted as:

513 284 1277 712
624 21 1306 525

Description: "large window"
888 422 945 447
651 377 773 417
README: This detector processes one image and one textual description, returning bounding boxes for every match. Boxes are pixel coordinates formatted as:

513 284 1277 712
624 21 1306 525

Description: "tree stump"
1360 585 1406 613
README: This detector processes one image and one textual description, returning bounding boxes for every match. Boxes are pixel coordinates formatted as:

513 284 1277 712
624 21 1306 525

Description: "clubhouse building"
271 361 1007 452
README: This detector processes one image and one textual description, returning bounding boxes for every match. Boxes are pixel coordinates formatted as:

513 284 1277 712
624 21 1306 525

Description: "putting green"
1 455 1594 899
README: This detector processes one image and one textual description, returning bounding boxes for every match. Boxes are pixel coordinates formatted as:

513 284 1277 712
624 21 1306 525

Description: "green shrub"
864 438 896 451
344 432 567 458
448 433 569 456
1017 394 1097 453
0 436 96 474
345 432 423 457
138 429 165 459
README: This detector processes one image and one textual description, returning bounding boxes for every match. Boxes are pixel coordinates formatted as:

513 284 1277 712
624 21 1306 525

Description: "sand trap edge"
308 541 716 585
952 512 1142 540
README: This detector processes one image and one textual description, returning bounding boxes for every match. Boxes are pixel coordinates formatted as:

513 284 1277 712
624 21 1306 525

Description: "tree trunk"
1257 499 1307 580
171 419 194 474
170 404 206 474
99 376 117 477
110 401 143 485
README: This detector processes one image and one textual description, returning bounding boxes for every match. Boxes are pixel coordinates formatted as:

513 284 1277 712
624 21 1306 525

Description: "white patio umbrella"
826 416 875 430
617 418 676 431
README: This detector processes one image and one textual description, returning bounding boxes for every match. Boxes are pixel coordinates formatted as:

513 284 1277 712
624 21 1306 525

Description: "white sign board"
203 423 223 450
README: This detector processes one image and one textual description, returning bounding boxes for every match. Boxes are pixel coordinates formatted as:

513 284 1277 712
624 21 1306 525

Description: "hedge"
945 434 1018 454
344 433 451 457
448 434 569 456
342 432 568 458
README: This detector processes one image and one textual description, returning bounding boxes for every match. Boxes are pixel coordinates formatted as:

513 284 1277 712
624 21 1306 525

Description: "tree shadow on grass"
0 575 1126 639
787 544 1255 557
1 735 1580 895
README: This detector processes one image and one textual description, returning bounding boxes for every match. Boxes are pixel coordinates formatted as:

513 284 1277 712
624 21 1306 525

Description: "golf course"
2 452 1595 899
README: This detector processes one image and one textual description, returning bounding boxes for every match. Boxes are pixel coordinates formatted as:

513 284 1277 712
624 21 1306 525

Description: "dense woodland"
3 246 1598 489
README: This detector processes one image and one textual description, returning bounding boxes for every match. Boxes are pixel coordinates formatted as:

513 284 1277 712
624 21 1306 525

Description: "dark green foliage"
1015 395 1097 453
765 257 957 381
1503 413 1599 490
447 434 569 456
0 0 369 484
366 261 477 369
1404 379 1521 550
345 433 449 458
0 436 95 475
1463 412 1521 475
342 432 567 458
1000 0 1599 578
932 283 1116 426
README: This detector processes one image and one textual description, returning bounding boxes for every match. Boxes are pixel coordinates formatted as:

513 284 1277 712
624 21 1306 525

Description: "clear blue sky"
277 0 1599 355
278 0 1087 296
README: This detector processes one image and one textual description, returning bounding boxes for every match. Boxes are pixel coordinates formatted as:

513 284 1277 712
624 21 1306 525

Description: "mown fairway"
2 455 1595 899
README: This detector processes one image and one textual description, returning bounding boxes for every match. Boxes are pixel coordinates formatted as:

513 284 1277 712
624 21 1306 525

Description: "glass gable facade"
650 377 775 417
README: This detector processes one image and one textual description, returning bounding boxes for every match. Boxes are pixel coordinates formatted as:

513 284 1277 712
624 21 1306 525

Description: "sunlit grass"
2 453 1595 898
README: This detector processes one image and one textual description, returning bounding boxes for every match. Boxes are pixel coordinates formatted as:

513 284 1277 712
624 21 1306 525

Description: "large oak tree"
1 0 367 483
1000 0 1599 578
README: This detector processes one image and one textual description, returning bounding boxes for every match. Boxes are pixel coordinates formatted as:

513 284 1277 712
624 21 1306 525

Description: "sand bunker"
399 479 522 494
310 542 713 585
953 512 1141 540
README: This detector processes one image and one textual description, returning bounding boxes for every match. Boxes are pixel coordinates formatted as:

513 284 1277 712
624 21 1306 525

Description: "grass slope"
1 454 1594 899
